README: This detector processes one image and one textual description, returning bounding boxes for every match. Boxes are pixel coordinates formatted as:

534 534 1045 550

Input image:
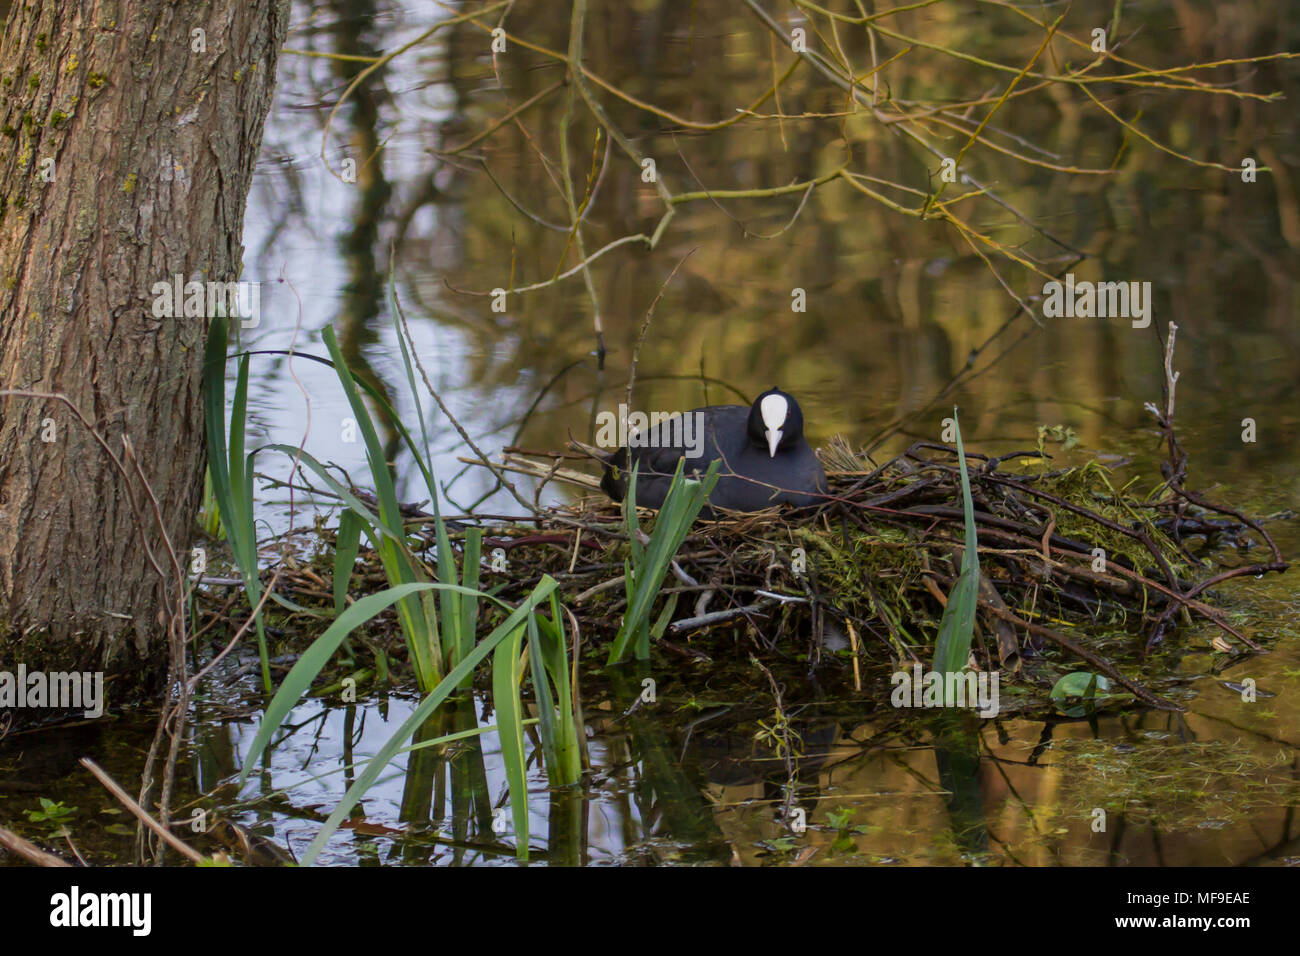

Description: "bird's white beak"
766 428 782 458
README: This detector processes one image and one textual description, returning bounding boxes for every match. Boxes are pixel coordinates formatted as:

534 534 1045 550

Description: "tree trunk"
0 0 290 720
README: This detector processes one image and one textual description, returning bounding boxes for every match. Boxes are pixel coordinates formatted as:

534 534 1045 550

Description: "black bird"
598 387 828 514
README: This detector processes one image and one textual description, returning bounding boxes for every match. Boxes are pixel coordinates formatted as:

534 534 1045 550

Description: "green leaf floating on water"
1050 671 1115 716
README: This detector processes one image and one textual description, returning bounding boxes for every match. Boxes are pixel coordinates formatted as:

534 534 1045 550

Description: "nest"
426 425 1287 712
197 402 1287 713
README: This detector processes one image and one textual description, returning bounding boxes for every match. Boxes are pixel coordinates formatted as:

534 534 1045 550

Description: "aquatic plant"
931 408 979 700
206 275 583 860
203 312 272 692
607 458 720 664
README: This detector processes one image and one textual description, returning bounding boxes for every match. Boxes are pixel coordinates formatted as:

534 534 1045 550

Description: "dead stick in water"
847 620 862 691
0 825 72 867
670 600 774 634
81 758 206 865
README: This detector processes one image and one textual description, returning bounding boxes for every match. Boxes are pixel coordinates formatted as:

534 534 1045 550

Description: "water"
3 0 1297 866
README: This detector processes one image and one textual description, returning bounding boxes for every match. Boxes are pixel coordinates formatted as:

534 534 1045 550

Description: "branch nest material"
204 432 1290 716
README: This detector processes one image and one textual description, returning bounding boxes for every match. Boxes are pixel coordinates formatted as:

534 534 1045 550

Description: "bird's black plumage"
599 387 827 515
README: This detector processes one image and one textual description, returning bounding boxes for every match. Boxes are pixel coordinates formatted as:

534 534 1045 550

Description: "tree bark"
0 0 290 719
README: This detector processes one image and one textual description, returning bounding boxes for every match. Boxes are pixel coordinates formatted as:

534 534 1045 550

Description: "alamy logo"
0 665 103 718
595 404 705 458
1041 273 1152 328
49 887 151 936
151 273 260 328
890 663 999 717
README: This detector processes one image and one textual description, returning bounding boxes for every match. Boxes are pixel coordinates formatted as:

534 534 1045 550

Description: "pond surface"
6 616 1300 866
3 0 1298 866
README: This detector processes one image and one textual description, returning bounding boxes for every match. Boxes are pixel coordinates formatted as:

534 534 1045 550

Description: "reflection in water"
932 715 990 861
605 663 731 863
242 0 1299 527
4 640 1300 866
182 0 1300 867
5 1 1297 867
330 0 402 471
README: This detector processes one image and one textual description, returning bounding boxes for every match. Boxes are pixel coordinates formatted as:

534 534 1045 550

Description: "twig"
393 280 543 516
670 601 774 634
626 249 697 413
81 758 206 865
0 826 73 867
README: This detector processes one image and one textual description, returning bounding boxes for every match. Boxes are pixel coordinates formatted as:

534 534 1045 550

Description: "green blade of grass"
261 443 432 672
526 611 560 784
202 314 271 691
320 326 403 533
533 598 582 785
240 581 434 784
933 573 979 678
320 326 442 689
203 314 235 549
387 271 469 685
385 270 440 505
333 510 363 616
608 459 719 664
932 408 981 696
239 577 529 787
265 589 327 618
435 504 461 671
299 576 558 865
220 345 443 509
492 620 529 859
650 592 679 644
258 445 387 539
459 528 483 665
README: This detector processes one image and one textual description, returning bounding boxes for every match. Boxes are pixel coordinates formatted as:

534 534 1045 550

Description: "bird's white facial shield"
759 393 788 458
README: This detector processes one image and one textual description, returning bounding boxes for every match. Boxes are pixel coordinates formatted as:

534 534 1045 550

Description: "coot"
599 387 828 514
